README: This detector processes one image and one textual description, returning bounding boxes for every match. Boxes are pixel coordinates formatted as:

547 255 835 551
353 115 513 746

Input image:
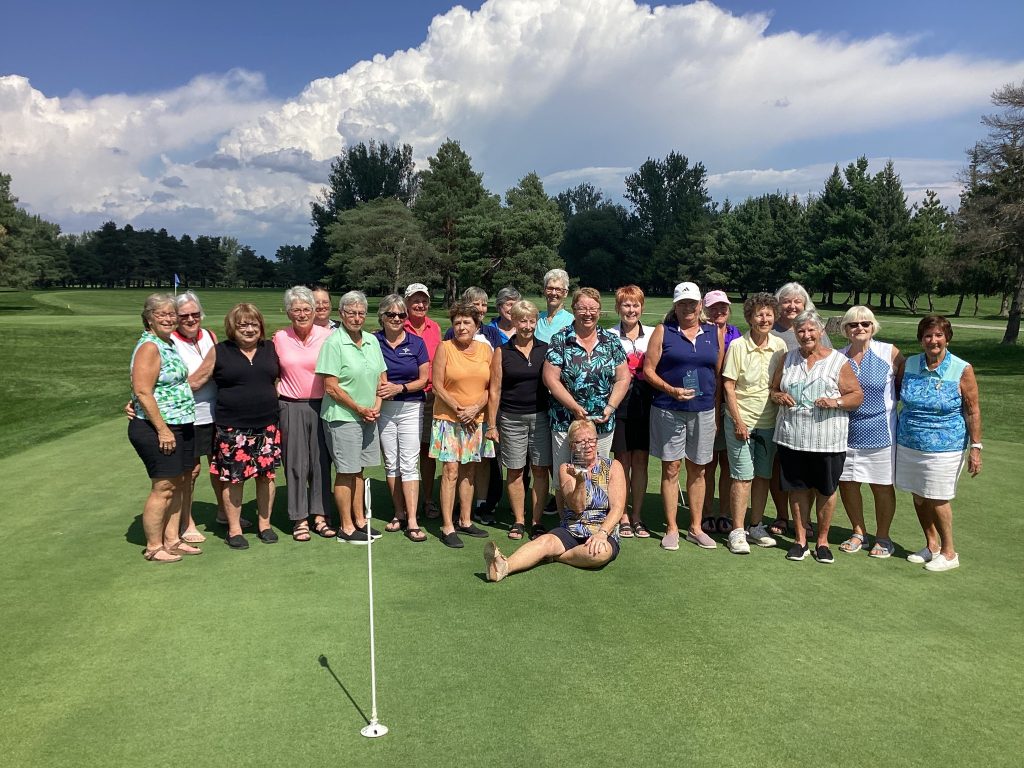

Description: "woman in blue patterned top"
128 293 198 563
484 420 625 581
837 306 904 558
895 316 983 572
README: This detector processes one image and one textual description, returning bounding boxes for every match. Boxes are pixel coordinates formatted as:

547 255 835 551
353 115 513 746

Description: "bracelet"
594 529 609 537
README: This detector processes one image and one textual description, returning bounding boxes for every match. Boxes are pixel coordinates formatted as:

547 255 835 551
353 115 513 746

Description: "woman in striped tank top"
769 310 863 564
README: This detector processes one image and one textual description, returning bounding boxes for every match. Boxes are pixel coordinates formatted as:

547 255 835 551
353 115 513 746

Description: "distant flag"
173 273 181 295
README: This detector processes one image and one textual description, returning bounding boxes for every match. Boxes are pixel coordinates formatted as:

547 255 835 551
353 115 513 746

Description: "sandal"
405 527 427 543
632 521 651 538
385 517 407 533
168 539 202 556
143 546 182 563
529 523 547 540
716 516 731 534
839 533 867 553
768 518 791 537
313 519 337 538
181 530 206 544
424 501 440 520
619 522 634 538
700 517 717 535
869 538 895 558
508 522 526 540
292 520 311 542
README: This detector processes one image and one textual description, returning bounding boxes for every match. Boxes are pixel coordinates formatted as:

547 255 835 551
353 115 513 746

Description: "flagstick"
360 477 388 738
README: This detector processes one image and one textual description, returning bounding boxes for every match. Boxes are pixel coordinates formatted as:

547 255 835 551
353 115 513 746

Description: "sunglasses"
177 312 201 321
383 311 408 320
846 321 873 329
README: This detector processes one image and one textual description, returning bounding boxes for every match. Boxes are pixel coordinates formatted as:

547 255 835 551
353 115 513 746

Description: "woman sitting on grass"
128 293 198 562
485 419 625 582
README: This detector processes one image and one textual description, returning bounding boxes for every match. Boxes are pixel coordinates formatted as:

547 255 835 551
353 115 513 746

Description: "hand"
457 404 480 426
968 448 982 476
773 392 796 408
157 427 176 454
571 404 589 421
377 382 402 400
358 405 380 423
733 421 750 441
485 426 499 443
814 396 839 409
124 401 136 420
593 405 613 425
674 387 696 401
585 530 609 557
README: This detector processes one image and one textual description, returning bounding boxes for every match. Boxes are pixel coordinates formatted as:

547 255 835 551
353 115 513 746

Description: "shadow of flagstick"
318 654 370 725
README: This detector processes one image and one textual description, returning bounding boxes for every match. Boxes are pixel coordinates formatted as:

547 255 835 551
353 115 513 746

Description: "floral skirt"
210 423 282 483
428 419 495 464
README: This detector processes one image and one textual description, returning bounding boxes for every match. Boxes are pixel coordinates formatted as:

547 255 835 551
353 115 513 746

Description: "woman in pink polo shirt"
273 286 335 541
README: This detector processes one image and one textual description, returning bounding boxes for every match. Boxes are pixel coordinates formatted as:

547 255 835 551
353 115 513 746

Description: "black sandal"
508 522 526 540
313 519 337 538
529 523 547 540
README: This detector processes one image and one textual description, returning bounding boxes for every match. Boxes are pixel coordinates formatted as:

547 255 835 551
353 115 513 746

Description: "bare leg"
913 494 940 552
255 476 275 532
613 451 631 525
473 459 490 507
814 491 837 547
142 477 176 550
456 463 476 527
530 466 550 525
221 481 246 538
440 462 458 534
684 458 707 536
931 499 956 559
702 452 719 520
557 540 616 569
180 460 202 535
420 446 436 510
790 489 812 547
506 467 527 525
333 473 357 535
630 451 648 523
869 483 896 540
401 479 420 531
162 472 186 545
730 478 752 530
770 457 789 524
750 477 771 525
502 532 566 574
660 459 682 536
718 452 732 520
387 475 406 519
839 481 866 537
353 473 367 527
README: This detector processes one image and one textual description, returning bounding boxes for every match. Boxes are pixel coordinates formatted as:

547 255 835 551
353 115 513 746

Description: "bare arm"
642 325 693 402
769 359 796 408
722 378 748 440
131 342 176 453
891 345 905 397
961 365 983 476
485 347 503 440
586 460 626 557
816 362 864 410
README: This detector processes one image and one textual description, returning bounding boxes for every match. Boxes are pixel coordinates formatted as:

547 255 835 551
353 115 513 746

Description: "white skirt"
894 445 965 500
840 445 895 484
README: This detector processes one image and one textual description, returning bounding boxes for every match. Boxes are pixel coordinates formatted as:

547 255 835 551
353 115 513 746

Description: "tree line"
1 82 1020 342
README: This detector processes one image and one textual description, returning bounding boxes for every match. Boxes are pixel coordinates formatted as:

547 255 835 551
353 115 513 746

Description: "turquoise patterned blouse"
546 325 627 435
130 331 196 425
897 351 968 453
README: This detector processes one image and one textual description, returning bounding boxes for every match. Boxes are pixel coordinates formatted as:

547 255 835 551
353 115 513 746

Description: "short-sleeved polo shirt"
722 332 788 429
316 330 386 422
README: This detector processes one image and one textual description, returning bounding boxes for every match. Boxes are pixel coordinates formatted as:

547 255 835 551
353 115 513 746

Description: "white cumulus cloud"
1 0 1021 252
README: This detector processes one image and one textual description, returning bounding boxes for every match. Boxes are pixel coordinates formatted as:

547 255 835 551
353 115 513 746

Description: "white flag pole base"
361 720 389 738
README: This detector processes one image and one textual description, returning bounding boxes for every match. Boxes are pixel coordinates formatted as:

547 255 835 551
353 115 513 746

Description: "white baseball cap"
404 283 431 299
672 282 701 303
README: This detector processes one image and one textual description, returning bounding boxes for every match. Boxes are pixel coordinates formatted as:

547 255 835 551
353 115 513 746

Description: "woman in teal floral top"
128 294 198 563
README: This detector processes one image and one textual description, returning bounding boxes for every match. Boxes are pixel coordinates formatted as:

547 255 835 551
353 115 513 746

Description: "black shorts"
129 420 195 479
777 444 844 497
548 526 620 562
611 384 652 454
193 422 215 459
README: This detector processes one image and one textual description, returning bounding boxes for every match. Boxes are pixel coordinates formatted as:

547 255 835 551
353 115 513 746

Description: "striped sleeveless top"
774 349 850 453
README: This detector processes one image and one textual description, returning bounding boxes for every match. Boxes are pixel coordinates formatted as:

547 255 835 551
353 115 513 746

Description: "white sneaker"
907 547 939 564
727 529 750 554
746 523 777 548
924 552 960 572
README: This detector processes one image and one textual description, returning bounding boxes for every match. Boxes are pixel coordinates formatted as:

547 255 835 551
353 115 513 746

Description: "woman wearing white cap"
643 282 725 551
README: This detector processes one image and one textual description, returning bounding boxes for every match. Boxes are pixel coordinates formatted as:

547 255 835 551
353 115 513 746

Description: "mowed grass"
1 288 1023 767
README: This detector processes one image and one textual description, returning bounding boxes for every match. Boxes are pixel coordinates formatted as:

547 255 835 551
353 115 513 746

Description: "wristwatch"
970 442 983 450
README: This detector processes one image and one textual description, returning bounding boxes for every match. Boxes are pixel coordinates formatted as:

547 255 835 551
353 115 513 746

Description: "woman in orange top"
430 301 494 548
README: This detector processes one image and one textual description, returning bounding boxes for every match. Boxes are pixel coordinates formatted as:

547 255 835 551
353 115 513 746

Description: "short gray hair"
284 285 316 312
378 294 406 324
462 286 488 304
775 282 816 312
793 309 825 331
175 290 204 318
543 268 569 290
141 293 176 330
339 290 368 312
495 286 521 307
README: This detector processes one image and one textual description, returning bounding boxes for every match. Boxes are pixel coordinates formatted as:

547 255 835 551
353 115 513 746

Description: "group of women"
128 275 983 577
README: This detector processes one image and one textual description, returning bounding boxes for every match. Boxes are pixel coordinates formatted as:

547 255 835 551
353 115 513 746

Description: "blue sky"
2 0 1022 256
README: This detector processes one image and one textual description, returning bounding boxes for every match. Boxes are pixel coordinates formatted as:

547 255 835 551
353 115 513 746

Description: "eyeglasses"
342 310 367 318
151 311 176 320
846 321 872 329
545 286 566 294
575 307 600 315
383 311 408 320
289 308 312 316
237 321 260 329
572 438 598 448
177 312 201 321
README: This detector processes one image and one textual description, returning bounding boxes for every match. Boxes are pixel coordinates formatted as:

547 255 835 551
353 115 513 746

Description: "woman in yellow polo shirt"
721 293 789 554
430 300 494 548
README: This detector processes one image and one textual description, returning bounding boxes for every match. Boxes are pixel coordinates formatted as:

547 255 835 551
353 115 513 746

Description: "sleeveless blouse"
561 457 619 542
130 331 195 425
651 321 719 412
897 351 969 453
841 340 896 449
774 349 849 453
433 340 492 424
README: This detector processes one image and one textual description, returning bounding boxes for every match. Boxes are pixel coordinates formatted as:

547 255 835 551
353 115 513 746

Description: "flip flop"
405 527 427 543
385 517 407 533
